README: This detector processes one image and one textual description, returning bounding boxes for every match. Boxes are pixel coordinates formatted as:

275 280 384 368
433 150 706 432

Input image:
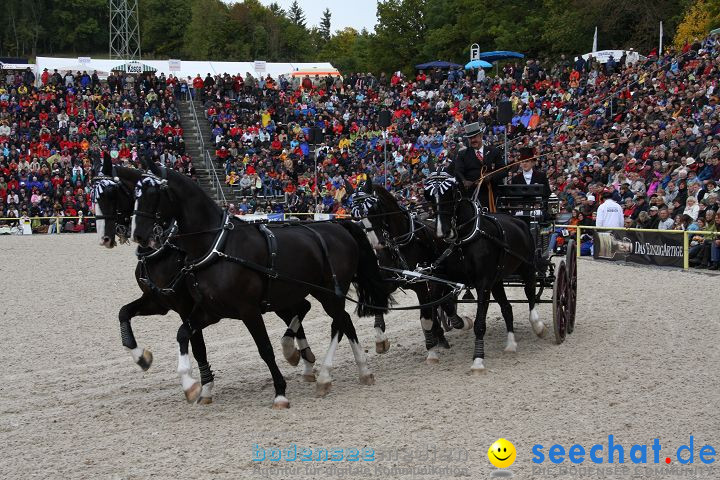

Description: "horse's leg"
189 329 215 405
471 287 492 374
418 288 442 364
491 283 517 353
316 297 373 396
276 300 316 382
119 294 169 371
374 312 390 354
443 289 472 330
523 264 546 337
176 322 202 403
243 309 289 409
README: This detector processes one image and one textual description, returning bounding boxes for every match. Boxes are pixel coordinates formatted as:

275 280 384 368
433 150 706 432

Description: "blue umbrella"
477 51 525 62
415 60 463 69
465 59 493 69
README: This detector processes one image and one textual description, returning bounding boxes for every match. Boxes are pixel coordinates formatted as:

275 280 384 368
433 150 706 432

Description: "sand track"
1 234 718 479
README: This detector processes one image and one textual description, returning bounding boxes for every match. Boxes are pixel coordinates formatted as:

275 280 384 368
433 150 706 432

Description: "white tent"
578 49 646 64
34 57 337 84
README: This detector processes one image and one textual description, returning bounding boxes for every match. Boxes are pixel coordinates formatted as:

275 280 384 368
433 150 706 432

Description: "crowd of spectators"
188 35 720 268
1 34 719 267
0 67 192 233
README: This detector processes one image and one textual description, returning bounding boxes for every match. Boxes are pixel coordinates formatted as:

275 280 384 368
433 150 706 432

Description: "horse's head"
91 152 134 248
131 157 175 249
351 180 389 250
423 170 459 240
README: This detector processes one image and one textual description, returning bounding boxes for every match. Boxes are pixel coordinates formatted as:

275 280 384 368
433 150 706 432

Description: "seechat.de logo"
532 436 716 465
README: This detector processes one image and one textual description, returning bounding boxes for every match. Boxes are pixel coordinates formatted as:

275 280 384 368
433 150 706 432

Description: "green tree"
320 8 332 42
373 0 428 73
183 0 230 59
288 1 307 28
141 0 192 58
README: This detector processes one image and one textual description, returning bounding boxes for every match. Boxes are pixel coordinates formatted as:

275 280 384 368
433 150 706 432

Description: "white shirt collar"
523 169 533 183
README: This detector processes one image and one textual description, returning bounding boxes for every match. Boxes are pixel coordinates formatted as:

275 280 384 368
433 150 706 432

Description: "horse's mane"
165 167 223 215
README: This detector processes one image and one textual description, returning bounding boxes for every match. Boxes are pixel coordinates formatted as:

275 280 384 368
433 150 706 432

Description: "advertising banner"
592 229 684 268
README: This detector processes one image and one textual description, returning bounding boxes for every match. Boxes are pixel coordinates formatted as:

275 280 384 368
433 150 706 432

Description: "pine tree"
320 8 332 42
288 0 306 28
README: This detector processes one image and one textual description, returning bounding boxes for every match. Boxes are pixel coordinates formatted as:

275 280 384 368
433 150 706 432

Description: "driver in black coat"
448 122 504 211
510 146 551 198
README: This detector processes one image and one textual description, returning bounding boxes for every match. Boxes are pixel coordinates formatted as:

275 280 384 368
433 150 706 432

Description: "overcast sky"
256 0 378 33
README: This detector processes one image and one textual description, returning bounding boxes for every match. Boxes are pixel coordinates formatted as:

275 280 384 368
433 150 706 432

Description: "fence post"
56 216 60 234
683 230 689 270
576 226 581 258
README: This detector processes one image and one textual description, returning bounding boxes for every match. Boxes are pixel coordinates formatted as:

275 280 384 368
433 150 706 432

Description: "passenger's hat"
519 147 535 161
463 122 486 138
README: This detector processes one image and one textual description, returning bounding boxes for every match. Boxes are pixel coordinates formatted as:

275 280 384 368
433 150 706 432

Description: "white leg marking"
374 326 387 343
200 381 214 398
362 218 381 250
420 315 434 331
317 332 340 385
177 349 196 391
273 395 290 407
349 340 372 378
426 347 440 364
302 359 314 376
129 346 144 363
504 332 517 352
529 308 546 337
288 315 301 333
281 335 296 359
95 203 106 246
471 358 486 372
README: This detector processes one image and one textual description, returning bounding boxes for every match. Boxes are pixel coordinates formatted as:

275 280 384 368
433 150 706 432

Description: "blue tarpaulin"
415 61 463 69
477 51 525 63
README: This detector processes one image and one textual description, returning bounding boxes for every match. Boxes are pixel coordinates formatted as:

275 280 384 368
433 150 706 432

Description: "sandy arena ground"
1 234 719 479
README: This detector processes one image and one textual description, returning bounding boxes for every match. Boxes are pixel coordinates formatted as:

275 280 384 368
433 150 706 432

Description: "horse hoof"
302 373 316 383
316 382 332 397
471 367 487 375
504 343 518 353
197 396 213 405
271 395 290 409
184 382 202 403
532 323 547 338
426 356 439 365
359 373 375 386
462 317 474 331
137 349 153 371
375 339 391 354
285 349 301 367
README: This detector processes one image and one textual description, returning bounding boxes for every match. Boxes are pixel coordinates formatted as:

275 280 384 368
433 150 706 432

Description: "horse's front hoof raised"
136 349 153 371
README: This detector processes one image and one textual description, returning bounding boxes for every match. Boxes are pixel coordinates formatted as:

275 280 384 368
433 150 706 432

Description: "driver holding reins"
449 122 505 212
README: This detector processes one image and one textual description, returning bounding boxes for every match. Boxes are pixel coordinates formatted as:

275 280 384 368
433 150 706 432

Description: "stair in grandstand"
176 99 234 205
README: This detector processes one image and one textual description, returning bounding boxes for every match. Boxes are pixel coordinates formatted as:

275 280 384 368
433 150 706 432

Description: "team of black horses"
93 155 549 408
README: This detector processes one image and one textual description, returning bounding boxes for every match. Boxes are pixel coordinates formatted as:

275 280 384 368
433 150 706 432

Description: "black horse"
93 156 318 405
424 170 546 373
130 160 390 406
352 180 467 363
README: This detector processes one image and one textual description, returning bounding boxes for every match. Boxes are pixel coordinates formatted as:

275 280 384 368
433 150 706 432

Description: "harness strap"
258 224 278 312
297 224 343 297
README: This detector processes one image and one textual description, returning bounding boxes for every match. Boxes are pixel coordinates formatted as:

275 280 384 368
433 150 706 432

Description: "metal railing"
556 224 719 270
185 96 227 205
0 216 95 234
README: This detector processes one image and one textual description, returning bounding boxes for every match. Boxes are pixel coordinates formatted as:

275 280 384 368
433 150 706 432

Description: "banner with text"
592 229 684 268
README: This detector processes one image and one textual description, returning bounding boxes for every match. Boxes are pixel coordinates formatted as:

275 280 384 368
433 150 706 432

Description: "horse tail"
338 220 392 317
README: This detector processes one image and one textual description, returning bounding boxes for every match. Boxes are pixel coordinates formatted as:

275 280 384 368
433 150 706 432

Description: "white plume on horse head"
91 178 117 204
423 171 456 197
351 192 378 219
135 174 166 198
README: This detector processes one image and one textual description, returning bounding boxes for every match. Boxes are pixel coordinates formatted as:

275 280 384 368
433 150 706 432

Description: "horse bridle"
91 172 134 240
133 172 175 234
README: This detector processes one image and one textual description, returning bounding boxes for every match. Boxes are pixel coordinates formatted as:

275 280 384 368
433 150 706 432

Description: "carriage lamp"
547 193 560 215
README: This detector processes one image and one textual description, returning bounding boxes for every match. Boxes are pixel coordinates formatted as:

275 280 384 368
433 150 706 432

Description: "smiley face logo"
488 438 516 468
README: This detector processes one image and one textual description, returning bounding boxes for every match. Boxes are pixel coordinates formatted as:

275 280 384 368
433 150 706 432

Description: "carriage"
468 183 577 344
